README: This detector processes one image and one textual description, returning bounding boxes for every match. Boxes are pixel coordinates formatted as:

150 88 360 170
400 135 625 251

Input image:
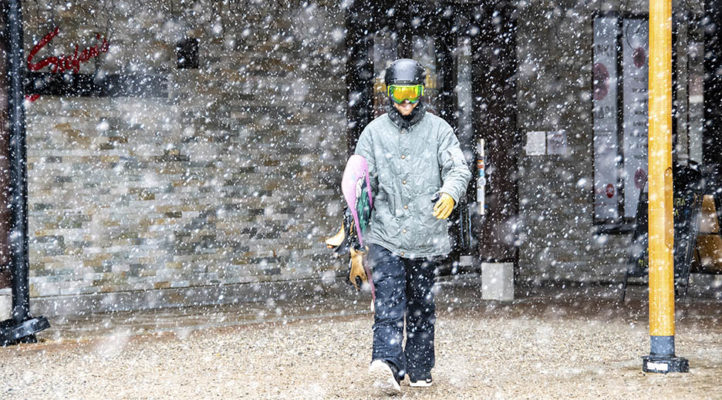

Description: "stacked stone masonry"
2 0 707 316
19 0 348 313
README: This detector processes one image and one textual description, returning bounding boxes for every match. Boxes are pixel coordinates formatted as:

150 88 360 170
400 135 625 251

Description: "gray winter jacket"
354 110 472 258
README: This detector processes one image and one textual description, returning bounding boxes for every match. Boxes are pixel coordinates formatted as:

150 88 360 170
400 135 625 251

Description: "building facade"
0 0 717 317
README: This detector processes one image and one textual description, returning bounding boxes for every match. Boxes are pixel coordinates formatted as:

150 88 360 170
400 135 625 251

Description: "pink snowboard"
341 155 373 246
341 155 375 307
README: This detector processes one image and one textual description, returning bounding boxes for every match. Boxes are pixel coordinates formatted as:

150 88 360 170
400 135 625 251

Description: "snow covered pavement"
1 280 720 399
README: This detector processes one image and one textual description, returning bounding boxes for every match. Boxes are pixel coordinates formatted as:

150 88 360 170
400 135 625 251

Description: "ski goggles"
387 84 424 104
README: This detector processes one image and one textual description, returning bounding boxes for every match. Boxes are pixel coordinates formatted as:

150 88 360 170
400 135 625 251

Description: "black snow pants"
368 243 439 380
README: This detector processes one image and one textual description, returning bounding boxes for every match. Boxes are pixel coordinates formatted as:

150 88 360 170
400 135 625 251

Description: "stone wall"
515 1 619 283
13 0 349 315
2 0 708 317
514 0 704 283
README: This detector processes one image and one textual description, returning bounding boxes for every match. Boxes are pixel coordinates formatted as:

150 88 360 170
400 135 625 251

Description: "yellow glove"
349 247 368 290
432 193 455 219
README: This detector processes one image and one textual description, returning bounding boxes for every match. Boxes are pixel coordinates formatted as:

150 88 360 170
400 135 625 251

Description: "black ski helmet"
384 59 426 86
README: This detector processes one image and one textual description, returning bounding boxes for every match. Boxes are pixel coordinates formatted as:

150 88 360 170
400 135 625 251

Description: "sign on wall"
25 27 168 100
592 14 650 228
592 16 620 222
622 19 649 218
524 130 568 156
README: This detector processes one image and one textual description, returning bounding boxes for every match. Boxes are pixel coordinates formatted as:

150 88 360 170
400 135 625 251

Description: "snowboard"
325 154 374 252
325 155 375 305
341 155 374 245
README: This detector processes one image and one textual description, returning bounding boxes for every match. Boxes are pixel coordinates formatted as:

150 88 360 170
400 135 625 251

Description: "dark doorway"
345 1 520 269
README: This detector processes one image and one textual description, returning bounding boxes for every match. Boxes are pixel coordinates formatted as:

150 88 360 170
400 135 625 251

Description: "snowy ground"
1 278 720 399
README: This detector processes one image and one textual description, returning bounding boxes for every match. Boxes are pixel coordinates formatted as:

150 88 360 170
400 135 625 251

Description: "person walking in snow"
354 58 471 395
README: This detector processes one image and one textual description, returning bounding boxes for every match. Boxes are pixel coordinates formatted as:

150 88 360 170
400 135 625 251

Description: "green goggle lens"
387 84 424 104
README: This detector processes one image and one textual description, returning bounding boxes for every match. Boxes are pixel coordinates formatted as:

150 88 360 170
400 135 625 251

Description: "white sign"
622 19 649 218
525 131 546 156
593 16 621 221
546 130 568 156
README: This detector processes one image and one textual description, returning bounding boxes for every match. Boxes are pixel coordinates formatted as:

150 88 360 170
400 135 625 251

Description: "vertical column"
434 16 457 128
345 0 375 154
472 4 518 263
397 0 413 59
0 0 50 345
704 0 722 216
5 0 31 324
643 0 688 373
0 0 12 291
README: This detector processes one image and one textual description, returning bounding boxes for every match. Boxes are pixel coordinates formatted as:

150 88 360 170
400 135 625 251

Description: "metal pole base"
642 355 689 373
0 316 50 346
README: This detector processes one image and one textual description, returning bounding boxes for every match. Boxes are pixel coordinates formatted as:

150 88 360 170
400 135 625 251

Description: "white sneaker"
369 360 401 395
409 376 433 387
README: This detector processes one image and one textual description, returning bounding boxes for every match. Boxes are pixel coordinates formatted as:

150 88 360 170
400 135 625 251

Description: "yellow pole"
648 0 674 339
644 0 688 373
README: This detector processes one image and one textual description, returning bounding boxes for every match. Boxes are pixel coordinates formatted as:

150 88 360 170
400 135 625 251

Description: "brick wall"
16 0 349 315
